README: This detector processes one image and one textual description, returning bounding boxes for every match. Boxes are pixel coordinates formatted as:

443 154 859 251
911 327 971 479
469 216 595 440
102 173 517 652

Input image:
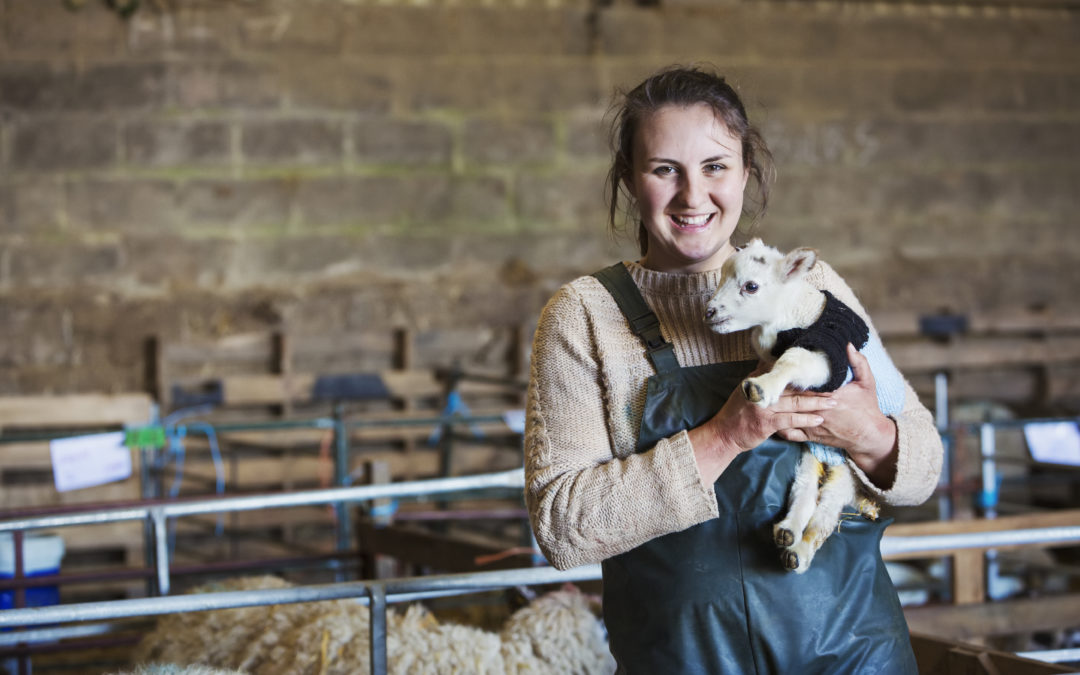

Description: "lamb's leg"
742 347 830 407
784 464 858 574
774 451 823 568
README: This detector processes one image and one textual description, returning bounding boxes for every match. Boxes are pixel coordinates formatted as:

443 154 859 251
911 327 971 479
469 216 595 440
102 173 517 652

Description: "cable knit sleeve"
811 262 944 506
524 283 719 570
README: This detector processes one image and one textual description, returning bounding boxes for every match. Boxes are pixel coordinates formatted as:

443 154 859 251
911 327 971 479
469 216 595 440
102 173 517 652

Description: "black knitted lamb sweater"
770 290 870 393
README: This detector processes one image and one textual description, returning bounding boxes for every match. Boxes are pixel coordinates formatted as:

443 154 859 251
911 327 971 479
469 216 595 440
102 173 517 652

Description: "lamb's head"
704 239 818 334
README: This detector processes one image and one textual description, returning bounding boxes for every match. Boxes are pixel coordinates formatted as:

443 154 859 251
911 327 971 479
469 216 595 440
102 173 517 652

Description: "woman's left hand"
776 343 899 488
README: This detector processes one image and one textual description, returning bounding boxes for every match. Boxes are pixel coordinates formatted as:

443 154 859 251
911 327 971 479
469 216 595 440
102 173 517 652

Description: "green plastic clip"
125 425 167 449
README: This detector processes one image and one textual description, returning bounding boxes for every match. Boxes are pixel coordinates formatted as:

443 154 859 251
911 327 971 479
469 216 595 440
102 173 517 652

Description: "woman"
524 65 943 674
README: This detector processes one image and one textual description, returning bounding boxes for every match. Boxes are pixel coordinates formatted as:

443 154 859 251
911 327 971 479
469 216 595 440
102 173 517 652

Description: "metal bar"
0 470 525 533
369 584 387 675
0 565 603 628
880 526 1080 557
0 622 125 648
1017 648 1080 664
151 508 169 595
334 403 351 558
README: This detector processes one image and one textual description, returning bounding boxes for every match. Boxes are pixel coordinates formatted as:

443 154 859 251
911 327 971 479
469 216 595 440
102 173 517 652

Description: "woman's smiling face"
628 103 749 274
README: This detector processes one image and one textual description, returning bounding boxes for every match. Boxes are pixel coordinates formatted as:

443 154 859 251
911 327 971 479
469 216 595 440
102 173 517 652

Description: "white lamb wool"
705 238 904 574
126 576 614 675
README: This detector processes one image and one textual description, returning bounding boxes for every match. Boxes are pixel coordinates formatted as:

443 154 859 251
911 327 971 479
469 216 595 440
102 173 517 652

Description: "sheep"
123 576 614 675
703 238 906 573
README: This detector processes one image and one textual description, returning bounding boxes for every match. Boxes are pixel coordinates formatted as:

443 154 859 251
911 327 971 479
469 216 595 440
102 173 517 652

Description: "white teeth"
672 214 710 226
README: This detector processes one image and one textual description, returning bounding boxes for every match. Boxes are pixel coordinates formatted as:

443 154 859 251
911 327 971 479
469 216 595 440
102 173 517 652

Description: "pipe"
0 469 526 533
0 565 603 628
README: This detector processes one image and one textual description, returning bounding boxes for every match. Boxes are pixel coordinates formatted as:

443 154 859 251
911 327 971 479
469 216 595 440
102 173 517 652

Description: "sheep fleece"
126 576 615 675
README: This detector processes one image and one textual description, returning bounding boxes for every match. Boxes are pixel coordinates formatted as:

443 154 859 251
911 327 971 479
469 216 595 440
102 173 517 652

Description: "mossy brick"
794 66 892 116
4 0 125 58
240 118 344 165
121 234 235 291
400 61 604 113
7 240 123 290
176 178 294 229
352 119 452 167
1 177 66 233
294 174 509 229
272 58 393 113
595 8 663 57
515 171 607 229
11 119 118 171
862 120 1080 167
566 113 609 161
892 69 979 114
237 5 346 53
126 8 238 55
170 61 284 110
343 6 589 58
981 69 1075 114
463 119 557 166
225 235 369 287
0 63 168 112
124 120 231 167
66 178 179 233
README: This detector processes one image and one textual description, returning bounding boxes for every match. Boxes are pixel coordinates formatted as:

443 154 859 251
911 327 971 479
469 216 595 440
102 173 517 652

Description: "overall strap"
593 263 680 373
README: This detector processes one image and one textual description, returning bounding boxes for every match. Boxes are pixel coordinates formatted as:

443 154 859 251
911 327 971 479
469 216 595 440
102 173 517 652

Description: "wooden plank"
0 394 153 428
951 549 986 605
907 595 1080 642
356 522 533 573
874 307 1080 338
889 335 1080 373
910 633 1077 675
884 511 1080 560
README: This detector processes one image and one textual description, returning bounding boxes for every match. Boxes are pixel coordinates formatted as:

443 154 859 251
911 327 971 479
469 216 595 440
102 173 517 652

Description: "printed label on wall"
49 432 133 492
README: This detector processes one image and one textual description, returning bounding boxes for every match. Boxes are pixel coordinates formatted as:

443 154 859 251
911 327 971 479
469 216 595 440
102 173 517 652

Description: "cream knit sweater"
525 260 944 571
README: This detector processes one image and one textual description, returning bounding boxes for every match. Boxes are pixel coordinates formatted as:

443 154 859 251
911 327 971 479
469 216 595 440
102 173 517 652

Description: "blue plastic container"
0 532 65 610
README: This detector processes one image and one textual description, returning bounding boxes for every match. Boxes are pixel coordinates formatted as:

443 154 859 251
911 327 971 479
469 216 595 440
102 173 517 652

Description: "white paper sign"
1023 421 1080 467
502 409 526 435
49 432 132 492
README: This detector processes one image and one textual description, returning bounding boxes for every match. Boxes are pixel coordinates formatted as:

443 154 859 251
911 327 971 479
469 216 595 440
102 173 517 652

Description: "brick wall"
1 0 1078 394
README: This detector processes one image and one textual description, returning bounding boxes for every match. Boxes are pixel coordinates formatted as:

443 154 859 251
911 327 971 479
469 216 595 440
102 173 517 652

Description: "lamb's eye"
742 281 759 294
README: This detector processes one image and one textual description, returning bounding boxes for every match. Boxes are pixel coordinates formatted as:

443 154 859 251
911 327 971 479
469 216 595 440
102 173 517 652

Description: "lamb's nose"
705 307 716 320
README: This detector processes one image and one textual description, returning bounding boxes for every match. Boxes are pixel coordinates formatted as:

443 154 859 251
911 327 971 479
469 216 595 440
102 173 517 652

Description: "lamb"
123 575 614 675
703 238 906 573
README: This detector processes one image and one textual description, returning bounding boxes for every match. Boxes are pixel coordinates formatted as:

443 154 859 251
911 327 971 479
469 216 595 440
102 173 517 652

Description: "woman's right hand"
688 377 835 485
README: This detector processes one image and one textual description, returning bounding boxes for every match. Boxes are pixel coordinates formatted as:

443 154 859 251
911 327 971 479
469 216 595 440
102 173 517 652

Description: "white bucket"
0 532 65 610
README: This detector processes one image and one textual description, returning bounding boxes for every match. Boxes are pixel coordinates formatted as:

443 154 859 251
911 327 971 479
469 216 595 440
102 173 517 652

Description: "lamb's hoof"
774 527 795 548
742 380 764 403
781 550 800 571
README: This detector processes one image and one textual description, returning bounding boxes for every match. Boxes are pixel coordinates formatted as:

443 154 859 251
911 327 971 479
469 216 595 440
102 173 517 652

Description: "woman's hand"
777 344 899 488
688 366 833 485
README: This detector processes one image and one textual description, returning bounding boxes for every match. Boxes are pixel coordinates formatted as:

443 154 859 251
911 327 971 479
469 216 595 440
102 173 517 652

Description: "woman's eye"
705 164 727 173
653 166 677 176
742 281 759 294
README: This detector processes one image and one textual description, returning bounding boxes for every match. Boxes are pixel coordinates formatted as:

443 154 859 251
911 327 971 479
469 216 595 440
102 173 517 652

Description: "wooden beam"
0 394 153 428
906 595 1080 642
909 633 1076 675
355 522 533 573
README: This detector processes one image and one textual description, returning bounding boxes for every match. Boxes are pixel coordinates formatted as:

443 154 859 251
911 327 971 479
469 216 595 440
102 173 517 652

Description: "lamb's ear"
781 247 817 280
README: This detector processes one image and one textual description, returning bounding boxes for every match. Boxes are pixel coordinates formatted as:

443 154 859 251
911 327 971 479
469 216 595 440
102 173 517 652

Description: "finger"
778 428 809 443
847 343 873 384
775 392 836 412
775 413 824 430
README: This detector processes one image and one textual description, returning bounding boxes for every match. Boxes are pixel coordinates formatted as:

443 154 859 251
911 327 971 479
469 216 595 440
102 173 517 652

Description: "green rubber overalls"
593 263 917 675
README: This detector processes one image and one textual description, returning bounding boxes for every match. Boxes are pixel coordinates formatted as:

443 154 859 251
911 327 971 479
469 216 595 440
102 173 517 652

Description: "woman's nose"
678 174 707 207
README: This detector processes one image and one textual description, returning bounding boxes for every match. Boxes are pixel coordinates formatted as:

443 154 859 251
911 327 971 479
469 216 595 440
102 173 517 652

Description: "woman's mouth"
670 213 714 229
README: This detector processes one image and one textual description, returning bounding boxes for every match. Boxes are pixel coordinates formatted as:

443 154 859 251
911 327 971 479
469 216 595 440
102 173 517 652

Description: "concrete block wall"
0 0 1077 394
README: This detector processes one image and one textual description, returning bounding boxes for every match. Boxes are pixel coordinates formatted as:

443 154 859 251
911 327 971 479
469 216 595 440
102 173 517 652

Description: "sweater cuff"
660 430 720 522
851 415 929 506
